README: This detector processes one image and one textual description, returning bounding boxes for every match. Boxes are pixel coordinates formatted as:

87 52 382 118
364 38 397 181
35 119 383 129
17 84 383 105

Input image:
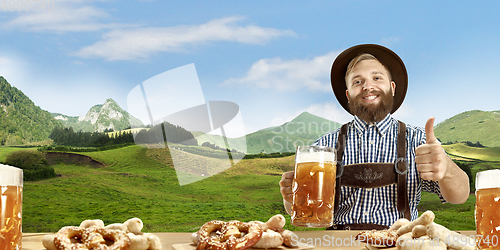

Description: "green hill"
194 112 341 154
434 110 500 147
191 131 247 153
246 112 341 153
0 76 63 145
261 112 342 140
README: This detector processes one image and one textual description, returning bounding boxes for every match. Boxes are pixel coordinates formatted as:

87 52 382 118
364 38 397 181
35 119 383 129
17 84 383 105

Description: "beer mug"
475 169 500 250
291 145 336 228
0 164 23 250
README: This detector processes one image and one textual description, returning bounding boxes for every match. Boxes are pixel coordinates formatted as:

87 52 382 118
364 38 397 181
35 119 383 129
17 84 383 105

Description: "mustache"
355 89 384 99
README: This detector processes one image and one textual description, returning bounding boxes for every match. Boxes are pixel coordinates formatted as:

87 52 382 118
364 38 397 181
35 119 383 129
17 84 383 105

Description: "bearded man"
279 44 469 229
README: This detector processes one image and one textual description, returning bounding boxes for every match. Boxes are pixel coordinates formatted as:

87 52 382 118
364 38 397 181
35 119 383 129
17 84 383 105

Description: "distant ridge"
52 98 144 132
434 110 500 147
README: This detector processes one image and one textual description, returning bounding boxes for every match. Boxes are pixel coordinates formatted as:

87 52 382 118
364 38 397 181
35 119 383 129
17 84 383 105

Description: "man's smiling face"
345 59 396 123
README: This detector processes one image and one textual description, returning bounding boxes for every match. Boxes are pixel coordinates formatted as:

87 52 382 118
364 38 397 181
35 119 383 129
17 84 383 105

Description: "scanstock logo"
126 64 247 186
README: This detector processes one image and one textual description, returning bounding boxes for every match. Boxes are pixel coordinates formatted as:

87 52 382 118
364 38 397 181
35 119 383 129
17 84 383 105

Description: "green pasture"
443 143 500 162
1 142 498 233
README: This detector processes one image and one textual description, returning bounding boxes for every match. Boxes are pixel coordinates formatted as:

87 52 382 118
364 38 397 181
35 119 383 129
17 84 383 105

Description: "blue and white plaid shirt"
313 114 444 226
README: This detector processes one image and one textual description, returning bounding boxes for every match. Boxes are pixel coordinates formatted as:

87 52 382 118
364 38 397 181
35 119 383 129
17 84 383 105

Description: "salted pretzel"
53 226 130 250
84 226 130 250
54 226 88 250
196 220 263 250
355 229 398 247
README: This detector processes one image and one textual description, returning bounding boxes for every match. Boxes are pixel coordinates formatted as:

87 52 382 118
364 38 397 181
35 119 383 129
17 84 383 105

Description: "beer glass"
0 164 23 250
291 145 336 228
476 169 500 250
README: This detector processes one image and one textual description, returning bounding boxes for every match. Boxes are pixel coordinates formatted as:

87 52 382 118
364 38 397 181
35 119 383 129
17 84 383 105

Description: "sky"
1 0 500 138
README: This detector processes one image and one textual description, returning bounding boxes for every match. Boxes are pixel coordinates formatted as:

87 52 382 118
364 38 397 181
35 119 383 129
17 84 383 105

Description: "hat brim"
330 44 408 115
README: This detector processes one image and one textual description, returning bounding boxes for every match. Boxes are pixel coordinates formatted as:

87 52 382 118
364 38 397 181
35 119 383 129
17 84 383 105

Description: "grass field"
1 142 497 233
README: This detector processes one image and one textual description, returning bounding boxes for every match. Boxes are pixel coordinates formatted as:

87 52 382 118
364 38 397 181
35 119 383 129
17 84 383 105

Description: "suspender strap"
334 123 348 214
396 121 411 220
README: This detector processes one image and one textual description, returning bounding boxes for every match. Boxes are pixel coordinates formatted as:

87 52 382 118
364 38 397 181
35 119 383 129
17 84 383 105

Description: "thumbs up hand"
415 117 448 181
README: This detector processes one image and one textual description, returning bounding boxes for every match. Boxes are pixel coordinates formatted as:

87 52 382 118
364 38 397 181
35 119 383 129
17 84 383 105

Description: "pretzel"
52 226 131 250
196 220 263 250
83 226 130 250
53 226 88 250
356 229 398 247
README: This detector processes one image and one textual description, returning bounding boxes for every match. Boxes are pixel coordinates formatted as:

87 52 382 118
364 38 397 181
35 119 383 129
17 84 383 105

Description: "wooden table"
21 231 477 250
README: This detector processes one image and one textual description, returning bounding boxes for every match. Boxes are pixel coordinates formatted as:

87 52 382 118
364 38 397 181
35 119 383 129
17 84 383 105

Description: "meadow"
1 143 498 233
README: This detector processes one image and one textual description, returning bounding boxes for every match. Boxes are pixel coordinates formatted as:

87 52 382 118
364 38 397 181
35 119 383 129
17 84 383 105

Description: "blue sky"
1 1 500 138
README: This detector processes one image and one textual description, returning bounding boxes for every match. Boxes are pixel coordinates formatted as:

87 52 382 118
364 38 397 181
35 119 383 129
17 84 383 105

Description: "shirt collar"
352 114 394 136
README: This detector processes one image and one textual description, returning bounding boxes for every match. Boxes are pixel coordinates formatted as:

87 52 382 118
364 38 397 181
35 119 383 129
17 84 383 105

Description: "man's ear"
346 89 350 103
391 81 396 96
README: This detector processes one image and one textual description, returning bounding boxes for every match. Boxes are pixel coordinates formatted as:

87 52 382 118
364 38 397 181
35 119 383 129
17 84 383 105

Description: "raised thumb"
425 117 438 144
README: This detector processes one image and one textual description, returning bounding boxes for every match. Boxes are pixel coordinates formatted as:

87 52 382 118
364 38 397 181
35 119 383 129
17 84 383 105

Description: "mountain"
0 76 63 145
246 112 342 153
52 98 144 132
194 112 342 154
434 110 500 147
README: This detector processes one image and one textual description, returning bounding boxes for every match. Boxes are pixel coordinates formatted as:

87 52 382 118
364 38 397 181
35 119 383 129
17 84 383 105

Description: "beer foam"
0 164 23 186
296 152 335 164
476 169 500 190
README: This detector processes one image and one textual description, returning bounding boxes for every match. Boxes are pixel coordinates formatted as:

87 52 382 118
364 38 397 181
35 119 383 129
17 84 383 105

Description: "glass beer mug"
0 164 23 250
476 169 500 250
291 145 336 228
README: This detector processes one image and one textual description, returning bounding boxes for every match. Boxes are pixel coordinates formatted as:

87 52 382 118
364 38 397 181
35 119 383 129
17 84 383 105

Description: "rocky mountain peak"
54 98 144 133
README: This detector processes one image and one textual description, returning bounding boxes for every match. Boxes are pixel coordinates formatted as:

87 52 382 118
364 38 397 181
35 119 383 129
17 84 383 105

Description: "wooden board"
172 243 313 250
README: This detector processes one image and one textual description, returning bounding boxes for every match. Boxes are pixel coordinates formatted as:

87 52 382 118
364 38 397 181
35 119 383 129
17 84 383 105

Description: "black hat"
330 44 408 114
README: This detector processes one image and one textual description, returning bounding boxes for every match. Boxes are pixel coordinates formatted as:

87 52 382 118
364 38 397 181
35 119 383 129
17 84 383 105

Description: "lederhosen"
328 120 411 230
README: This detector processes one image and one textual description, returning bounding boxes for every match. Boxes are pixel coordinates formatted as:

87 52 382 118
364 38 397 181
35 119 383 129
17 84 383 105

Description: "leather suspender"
333 120 411 222
397 121 411 220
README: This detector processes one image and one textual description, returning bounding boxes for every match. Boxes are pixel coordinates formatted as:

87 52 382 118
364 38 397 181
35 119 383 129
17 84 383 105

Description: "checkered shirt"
312 114 445 226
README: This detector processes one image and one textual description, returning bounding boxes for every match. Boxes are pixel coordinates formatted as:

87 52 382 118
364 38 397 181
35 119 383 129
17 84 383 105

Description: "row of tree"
49 127 133 147
49 121 198 147
133 122 198 146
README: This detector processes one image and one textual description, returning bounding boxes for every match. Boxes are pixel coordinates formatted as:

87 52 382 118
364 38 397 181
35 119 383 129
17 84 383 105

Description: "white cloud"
73 16 296 61
2 2 133 32
223 50 340 92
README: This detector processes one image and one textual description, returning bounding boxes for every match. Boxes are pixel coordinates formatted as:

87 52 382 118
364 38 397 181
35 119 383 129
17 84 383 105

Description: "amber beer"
476 170 500 250
291 146 336 228
0 165 23 250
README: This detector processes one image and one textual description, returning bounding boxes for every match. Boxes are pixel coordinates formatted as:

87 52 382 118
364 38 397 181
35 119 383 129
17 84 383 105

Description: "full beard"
348 89 394 123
